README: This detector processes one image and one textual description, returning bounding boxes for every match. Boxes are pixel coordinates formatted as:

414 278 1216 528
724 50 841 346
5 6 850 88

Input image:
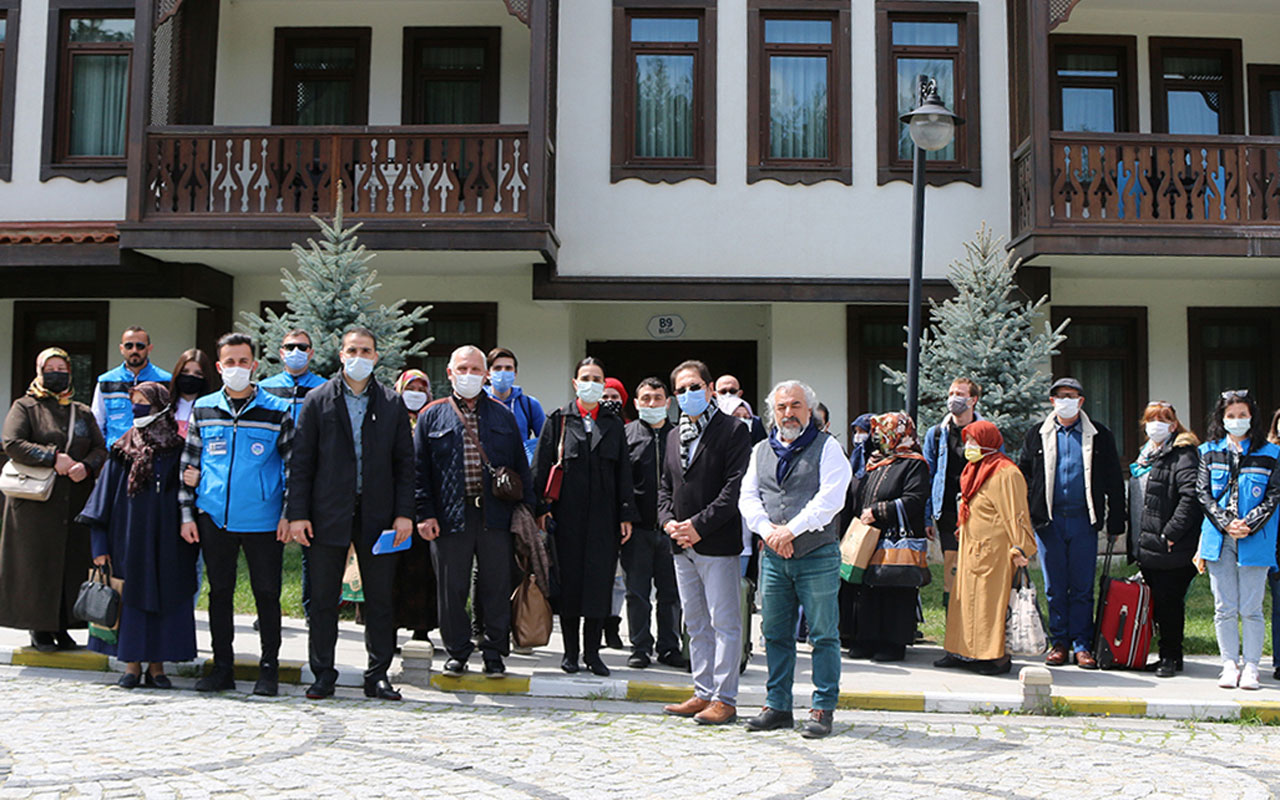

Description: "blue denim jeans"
1036 513 1097 652
761 542 841 711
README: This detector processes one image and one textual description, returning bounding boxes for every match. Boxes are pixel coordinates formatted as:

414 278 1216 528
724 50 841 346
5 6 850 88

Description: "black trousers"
1143 564 1198 661
198 514 283 667
432 504 512 661
308 505 399 685
619 527 681 657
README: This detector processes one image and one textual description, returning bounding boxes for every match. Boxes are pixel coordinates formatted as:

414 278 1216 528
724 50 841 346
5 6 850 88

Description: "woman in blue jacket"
1196 389 1280 691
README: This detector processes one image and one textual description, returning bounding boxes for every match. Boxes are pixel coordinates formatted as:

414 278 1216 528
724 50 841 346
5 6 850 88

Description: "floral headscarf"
394 369 432 399
864 412 927 471
113 382 184 497
27 347 75 405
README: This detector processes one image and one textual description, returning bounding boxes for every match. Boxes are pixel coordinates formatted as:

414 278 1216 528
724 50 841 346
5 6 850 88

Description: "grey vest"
755 433 841 558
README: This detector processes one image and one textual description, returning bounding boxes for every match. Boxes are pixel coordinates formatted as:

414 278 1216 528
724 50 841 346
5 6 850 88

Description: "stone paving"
3 670 1280 799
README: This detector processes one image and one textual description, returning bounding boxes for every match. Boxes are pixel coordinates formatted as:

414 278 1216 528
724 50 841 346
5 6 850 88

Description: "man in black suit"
288 327 415 701
659 360 751 726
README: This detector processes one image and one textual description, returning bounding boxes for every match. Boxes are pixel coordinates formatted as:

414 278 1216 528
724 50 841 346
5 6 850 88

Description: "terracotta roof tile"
0 222 119 245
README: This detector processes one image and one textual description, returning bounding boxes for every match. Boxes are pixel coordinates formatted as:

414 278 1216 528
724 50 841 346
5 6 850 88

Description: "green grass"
196 543 354 620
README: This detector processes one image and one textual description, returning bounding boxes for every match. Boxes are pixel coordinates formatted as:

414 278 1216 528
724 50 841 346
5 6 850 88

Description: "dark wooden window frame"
11 301 110 406
41 1 134 183
401 26 501 125
1048 34 1138 134
407 301 499 377
875 0 980 187
1149 36 1244 135
271 27 372 126
1187 307 1280 438
747 0 851 186
1247 63 1280 137
846 304 926 417
1049 306 1148 460
0 1 20 181
611 0 717 185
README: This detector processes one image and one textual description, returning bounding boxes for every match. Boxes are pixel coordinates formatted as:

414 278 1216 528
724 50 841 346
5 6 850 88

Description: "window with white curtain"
58 14 133 161
272 28 370 126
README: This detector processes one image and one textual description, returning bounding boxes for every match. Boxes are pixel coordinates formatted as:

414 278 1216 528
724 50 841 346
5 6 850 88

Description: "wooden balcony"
119 124 556 257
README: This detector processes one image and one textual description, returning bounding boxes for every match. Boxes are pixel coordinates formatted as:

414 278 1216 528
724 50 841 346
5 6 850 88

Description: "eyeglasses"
282 343 311 352
122 342 147 351
681 383 705 393
1221 389 1250 401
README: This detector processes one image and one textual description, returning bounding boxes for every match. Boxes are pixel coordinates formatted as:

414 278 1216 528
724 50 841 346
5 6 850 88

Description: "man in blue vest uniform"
91 326 172 447
178 333 294 697
259 328 326 621
484 346 546 464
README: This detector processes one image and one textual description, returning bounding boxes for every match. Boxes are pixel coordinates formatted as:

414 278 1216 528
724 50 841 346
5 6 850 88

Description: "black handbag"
73 563 121 628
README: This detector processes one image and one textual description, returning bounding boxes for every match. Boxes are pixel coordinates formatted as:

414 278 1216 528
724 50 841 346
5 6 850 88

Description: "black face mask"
600 400 623 417
41 371 70 394
176 374 207 397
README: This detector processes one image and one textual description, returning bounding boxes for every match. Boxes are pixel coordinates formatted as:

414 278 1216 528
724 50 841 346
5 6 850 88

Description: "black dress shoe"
933 653 964 669
483 658 506 678
972 657 1012 676
628 652 651 669
117 672 141 689
305 681 335 700
54 631 81 650
800 709 834 739
656 650 685 669
364 679 402 700
584 655 611 676
442 658 467 678
144 672 173 690
29 631 56 653
195 666 236 693
744 706 794 731
254 663 279 696
560 656 580 674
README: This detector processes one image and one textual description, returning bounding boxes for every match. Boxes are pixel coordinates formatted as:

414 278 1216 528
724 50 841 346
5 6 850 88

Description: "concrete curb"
6 646 1279 722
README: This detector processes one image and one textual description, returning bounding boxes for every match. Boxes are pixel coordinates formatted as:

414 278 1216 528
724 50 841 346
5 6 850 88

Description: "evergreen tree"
238 184 433 384
881 224 1069 455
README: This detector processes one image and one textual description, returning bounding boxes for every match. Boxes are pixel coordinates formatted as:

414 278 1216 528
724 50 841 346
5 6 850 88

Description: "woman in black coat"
848 412 931 663
533 357 638 676
1128 401 1201 678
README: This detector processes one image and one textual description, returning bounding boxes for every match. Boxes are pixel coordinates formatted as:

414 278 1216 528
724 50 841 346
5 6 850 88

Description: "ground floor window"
1187 307 1280 436
11 301 108 406
846 305 913 419
1051 306 1147 459
408 302 498 396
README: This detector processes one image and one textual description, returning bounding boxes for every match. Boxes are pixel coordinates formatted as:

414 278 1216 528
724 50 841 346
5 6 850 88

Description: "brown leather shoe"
663 696 710 717
1075 650 1099 670
1045 644 1069 666
694 700 737 726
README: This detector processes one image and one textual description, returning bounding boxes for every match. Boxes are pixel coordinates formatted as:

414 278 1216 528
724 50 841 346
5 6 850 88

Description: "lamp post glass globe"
909 114 955 151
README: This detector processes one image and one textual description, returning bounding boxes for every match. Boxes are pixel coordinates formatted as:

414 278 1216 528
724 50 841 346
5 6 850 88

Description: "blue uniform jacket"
94 362 173 447
259 370 327 423
1196 437 1280 568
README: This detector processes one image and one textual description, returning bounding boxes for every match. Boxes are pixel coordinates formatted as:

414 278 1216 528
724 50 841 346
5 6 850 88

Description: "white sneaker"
1218 660 1240 689
1240 663 1261 691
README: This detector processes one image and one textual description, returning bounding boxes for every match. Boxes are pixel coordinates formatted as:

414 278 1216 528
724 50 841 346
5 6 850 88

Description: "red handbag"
542 415 567 502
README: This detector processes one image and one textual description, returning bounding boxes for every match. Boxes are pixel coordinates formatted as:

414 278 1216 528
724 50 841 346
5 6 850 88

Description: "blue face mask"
490 370 516 393
677 388 710 418
282 347 310 371
132 403 151 419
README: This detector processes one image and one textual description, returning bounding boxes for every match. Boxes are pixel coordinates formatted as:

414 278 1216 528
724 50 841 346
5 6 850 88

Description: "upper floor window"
0 1 18 181
611 3 717 184
272 27 371 126
875 1 980 187
747 0 851 185
402 27 500 125
1049 35 1137 133
1247 64 1280 136
59 14 133 161
1149 37 1243 135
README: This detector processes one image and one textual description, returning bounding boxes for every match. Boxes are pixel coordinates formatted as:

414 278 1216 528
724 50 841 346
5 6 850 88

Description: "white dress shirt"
739 435 852 538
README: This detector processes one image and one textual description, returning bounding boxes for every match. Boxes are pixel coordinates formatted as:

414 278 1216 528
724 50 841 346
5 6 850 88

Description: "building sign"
647 314 686 340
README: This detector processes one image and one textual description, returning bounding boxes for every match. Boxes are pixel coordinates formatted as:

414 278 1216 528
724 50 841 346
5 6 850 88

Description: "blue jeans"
1036 513 1096 652
761 542 841 711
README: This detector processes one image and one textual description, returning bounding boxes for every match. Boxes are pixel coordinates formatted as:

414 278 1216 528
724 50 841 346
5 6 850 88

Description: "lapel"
685 411 718 472
334 378 356 451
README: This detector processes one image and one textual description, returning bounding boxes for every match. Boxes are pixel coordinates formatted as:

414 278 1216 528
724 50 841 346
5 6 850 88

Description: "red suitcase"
1093 537 1153 670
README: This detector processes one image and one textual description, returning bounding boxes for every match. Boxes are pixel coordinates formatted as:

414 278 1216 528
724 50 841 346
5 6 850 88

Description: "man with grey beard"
739 380 851 739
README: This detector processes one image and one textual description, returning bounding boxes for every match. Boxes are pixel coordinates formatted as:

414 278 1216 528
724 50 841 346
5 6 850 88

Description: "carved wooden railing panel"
1046 132 1280 226
141 126 534 221
1012 140 1034 239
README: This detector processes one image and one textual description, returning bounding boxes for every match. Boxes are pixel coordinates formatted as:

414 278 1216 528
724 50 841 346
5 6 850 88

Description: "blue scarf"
770 419 820 484
848 413 874 480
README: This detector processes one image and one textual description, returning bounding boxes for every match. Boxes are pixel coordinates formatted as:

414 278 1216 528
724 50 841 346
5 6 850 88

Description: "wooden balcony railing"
139 125 538 222
1021 132 1280 233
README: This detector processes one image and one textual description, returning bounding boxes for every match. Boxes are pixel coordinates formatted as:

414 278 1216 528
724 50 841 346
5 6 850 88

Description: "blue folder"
372 529 412 555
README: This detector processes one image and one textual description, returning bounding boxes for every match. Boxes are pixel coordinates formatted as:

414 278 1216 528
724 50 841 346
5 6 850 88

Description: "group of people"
3 325 1280 740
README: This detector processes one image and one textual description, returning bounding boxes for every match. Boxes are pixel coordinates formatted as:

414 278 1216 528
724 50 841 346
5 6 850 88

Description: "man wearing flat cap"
1017 377 1126 669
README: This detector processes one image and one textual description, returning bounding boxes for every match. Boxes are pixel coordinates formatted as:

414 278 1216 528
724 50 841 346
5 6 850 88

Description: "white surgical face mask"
1053 397 1082 419
402 390 428 411
575 380 605 405
221 366 252 393
853 432 869 445
1224 417 1252 438
1145 421 1172 444
133 412 163 429
451 373 484 399
343 356 375 383
637 406 667 425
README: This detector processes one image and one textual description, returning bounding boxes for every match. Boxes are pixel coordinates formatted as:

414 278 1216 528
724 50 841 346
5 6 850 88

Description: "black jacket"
1017 413 1126 535
1130 435 1202 571
658 410 752 557
855 457 929 542
287 376 416 548
415 395 535 536
626 419 668 530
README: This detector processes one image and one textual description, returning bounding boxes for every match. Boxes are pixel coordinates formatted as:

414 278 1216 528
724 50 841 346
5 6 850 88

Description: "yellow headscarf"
27 347 75 405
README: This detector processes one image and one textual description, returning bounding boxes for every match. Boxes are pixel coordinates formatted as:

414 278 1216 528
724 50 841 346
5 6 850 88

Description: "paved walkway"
2 671 1279 799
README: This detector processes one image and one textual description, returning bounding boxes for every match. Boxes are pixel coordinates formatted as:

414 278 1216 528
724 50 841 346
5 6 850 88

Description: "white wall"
107 300 201 380
555 0 1011 280
0 0 127 222
767 304 848 445
214 0 531 126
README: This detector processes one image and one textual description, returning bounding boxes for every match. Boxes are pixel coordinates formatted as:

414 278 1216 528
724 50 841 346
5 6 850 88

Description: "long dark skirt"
848 584 918 647
87 602 196 663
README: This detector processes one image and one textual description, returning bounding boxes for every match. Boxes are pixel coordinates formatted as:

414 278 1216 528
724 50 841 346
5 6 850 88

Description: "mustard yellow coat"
943 465 1037 661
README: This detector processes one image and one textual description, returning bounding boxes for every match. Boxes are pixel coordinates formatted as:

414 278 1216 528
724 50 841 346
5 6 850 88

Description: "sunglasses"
1221 389 1250 401
681 383 705 394
1147 400 1173 408
282 343 311 352
122 342 148 351
717 388 740 395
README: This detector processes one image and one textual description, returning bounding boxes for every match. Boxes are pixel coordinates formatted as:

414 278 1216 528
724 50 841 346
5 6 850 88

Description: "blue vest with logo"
192 388 292 532
259 369 326 423
1197 437 1280 568
97 362 173 447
